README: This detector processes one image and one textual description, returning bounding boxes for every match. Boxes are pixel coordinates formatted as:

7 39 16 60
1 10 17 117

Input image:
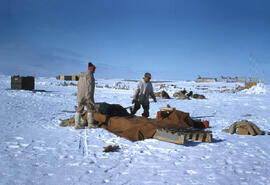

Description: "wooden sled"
153 128 212 145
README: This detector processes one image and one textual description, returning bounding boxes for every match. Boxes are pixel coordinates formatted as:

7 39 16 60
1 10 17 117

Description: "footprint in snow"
235 169 244 174
215 159 226 165
200 155 210 160
103 179 110 183
225 142 233 147
33 146 47 152
120 171 128 175
20 143 30 147
202 164 213 169
245 153 255 157
47 173 54 177
8 145 20 149
239 142 248 146
186 170 197 175
189 179 200 184
87 170 94 174
207 174 216 180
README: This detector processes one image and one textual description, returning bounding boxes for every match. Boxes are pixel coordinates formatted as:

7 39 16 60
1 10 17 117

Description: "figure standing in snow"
75 62 97 129
181 88 187 95
130 72 157 117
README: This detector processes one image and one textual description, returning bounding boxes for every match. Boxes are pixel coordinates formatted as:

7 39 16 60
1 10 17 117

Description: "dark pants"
131 101 150 117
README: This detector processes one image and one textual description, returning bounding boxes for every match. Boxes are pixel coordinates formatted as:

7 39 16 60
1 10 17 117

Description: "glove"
132 99 136 104
153 98 157 103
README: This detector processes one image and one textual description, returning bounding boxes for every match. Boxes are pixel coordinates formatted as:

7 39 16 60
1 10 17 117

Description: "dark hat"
144 72 151 78
88 62 96 70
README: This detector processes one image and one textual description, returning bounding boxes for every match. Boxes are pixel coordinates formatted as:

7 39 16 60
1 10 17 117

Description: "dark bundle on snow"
192 94 206 99
96 103 130 117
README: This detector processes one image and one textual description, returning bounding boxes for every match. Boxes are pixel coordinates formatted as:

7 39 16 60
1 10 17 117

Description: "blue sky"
0 0 269 81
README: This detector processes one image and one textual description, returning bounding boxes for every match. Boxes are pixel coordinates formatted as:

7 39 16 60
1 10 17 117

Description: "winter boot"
142 111 149 118
142 104 150 118
74 112 84 129
130 106 135 115
87 112 98 128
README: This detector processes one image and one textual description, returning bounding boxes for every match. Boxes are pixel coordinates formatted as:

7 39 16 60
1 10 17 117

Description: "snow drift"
241 83 266 95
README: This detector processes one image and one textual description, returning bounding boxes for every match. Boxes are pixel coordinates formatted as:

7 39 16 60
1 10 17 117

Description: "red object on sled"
203 120 209 128
156 111 171 119
156 111 162 119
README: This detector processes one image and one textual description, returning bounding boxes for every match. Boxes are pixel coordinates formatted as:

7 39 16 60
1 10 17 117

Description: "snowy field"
0 75 270 185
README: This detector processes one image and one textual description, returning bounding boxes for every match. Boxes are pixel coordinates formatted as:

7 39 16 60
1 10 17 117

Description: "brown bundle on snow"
60 103 206 142
173 92 190 100
154 91 170 99
103 145 120 152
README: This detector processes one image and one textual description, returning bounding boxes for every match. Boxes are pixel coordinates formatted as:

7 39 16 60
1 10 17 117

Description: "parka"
133 79 155 105
77 70 95 108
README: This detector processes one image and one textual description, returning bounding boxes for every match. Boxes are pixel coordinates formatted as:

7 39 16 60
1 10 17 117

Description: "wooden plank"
198 133 205 142
159 107 174 111
192 133 198 141
179 135 186 145
153 136 185 145
205 133 213 142
153 129 186 145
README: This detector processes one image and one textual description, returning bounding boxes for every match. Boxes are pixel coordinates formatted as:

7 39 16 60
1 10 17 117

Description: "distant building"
59 75 72 81
11 76 35 90
57 74 80 81
221 76 246 83
72 73 80 81
237 77 246 83
196 76 217 83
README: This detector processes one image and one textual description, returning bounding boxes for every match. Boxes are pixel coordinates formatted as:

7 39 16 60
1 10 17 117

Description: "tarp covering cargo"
92 113 158 141
79 103 205 141
61 103 205 142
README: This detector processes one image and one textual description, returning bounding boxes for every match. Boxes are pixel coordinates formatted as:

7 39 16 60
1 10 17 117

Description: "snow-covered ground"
0 75 270 185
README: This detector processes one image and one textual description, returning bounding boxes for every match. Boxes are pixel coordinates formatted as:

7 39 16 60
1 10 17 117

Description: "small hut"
11 76 35 90
72 73 80 81
60 75 72 81
196 76 217 83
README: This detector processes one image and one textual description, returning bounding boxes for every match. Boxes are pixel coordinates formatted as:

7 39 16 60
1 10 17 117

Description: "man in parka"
130 72 157 117
75 62 97 129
